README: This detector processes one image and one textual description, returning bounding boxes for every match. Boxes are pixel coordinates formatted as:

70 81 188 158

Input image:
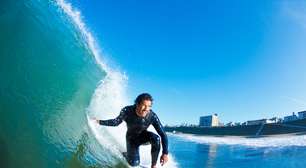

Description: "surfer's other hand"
160 154 168 166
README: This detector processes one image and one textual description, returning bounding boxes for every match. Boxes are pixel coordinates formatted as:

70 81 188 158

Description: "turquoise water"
0 0 125 167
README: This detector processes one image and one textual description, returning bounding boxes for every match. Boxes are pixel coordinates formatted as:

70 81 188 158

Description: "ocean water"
1 0 125 167
1 0 306 168
169 133 306 168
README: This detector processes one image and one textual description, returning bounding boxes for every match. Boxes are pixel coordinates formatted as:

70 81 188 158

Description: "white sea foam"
171 133 306 148
56 0 177 167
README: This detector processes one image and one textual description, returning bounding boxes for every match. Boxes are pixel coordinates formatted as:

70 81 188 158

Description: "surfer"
93 93 169 168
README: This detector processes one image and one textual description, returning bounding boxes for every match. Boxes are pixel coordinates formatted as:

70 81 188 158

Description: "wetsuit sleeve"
152 112 169 155
99 107 128 126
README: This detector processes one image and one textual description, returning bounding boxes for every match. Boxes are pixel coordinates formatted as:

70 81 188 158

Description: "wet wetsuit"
99 105 168 166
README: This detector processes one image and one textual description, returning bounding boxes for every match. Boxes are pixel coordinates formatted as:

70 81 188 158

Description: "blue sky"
70 0 306 125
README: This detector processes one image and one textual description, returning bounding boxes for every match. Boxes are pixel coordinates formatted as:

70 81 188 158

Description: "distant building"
226 122 234 127
246 118 275 125
218 122 224 126
266 119 277 124
199 114 219 127
283 112 298 122
268 117 283 123
234 122 241 126
278 118 283 123
271 117 282 123
298 111 306 119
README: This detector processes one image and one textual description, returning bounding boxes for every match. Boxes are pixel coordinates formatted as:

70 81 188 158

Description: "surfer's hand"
160 154 168 166
92 117 100 124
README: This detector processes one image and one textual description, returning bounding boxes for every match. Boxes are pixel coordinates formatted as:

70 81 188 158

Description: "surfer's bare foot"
151 165 157 168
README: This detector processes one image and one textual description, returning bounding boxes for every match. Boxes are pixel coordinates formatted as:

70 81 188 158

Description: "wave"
57 1 178 167
0 0 177 167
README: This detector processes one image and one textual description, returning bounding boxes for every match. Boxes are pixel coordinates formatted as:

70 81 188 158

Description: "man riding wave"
93 93 169 168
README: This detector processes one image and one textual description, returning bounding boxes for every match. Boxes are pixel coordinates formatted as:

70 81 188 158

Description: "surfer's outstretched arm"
97 107 128 126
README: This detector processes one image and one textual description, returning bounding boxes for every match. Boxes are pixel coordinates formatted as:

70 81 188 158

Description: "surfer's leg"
126 139 140 166
149 133 161 166
138 131 161 166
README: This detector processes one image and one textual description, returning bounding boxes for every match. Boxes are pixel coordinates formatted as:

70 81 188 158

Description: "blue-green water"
0 0 126 167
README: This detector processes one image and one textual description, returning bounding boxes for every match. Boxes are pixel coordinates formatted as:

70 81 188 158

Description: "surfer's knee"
128 158 140 167
150 135 160 150
126 146 140 167
152 134 160 143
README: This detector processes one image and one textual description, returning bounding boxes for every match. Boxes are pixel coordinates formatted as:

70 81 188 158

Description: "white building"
199 114 219 127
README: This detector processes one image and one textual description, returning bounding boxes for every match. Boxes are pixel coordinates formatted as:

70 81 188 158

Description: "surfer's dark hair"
135 93 153 105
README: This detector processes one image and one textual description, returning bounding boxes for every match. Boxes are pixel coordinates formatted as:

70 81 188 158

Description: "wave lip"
56 0 109 73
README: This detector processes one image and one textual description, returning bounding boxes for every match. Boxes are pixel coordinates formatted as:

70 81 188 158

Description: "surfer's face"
136 100 152 117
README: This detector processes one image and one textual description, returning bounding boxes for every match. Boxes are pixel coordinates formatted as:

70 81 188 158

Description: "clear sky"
69 0 306 125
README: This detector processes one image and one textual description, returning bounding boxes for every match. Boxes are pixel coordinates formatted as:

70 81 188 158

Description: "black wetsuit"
99 105 168 166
